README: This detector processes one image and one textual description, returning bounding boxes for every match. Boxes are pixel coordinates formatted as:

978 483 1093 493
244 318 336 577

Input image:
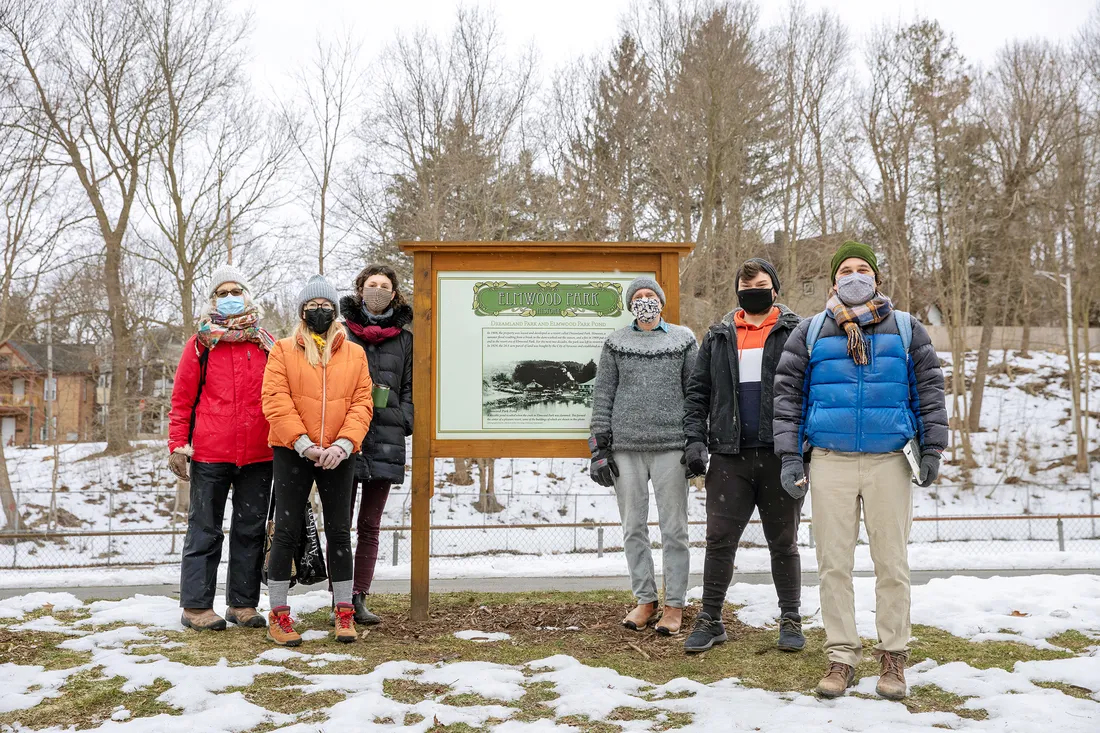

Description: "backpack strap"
187 344 211 448
895 311 913 356
805 311 829 358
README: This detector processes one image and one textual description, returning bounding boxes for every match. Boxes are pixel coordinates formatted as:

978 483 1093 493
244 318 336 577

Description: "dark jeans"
268 446 356 584
352 479 392 594
179 460 272 609
702 448 804 618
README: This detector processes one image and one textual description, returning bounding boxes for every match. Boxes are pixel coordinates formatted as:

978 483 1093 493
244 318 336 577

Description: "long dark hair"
354 264 408 310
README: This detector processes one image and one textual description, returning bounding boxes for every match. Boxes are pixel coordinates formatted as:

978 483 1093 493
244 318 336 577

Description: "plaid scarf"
196 310 275 352
826 292 894 365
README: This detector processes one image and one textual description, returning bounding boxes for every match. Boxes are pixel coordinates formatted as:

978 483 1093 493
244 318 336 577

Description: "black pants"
702 448 804 618
180 460 272 609
268 446 356 584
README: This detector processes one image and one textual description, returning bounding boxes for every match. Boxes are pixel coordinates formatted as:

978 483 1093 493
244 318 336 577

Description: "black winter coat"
683 305 801 454
340 296 414 484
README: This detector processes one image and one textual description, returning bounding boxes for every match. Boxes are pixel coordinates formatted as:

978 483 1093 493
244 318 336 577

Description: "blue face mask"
216 295 246 316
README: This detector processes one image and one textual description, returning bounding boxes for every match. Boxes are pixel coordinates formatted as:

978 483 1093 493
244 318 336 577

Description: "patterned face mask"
630 296 662 324
836 272 877 306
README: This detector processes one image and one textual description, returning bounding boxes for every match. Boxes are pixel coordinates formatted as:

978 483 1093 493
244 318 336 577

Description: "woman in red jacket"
168 265 275 632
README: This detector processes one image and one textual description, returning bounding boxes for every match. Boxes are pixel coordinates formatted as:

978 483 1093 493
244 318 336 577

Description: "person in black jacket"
681 258 805 655
340 264 413 625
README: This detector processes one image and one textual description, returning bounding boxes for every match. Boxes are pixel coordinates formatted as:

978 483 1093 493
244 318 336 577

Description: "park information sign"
435 271 645 440
398 241 692 620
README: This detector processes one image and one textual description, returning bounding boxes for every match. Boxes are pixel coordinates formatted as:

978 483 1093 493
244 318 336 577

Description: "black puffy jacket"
683 306 801 454
340 296 414 484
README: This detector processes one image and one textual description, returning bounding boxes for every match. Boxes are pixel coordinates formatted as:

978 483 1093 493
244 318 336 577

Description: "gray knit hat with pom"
297 275 340 317
209 264 250 296
625 276 666 306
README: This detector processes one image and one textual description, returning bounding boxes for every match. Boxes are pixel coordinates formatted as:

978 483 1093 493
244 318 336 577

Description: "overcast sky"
233 0 1096 93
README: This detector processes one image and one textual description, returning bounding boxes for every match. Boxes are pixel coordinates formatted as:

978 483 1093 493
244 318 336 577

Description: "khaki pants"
810 448 912 667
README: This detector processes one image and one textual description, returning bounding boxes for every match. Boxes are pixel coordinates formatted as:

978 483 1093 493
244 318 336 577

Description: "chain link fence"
2 485 1098 575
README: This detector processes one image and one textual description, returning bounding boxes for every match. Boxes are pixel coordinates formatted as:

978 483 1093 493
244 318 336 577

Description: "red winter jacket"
168 335 273 466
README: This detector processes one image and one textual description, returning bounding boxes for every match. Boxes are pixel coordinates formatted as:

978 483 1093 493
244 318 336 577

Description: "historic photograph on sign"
436 272 647 440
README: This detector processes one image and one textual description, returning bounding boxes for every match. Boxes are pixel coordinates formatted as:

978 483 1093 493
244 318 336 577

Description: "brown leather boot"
655 606 683 636
333 602 357 643
815 661 856 698
180 608 226 631
875 651 908 700
266 606 302 647
621 601 660 631
225 607 266 628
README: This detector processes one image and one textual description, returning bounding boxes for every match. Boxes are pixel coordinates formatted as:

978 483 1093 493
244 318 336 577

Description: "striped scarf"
196 311 275 352
826 292 894 365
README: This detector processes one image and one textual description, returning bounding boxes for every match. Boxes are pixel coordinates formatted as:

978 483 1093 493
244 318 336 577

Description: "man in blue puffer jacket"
772 241 947 702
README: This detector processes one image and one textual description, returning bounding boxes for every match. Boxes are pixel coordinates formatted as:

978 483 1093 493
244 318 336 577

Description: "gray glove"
780 454 808 499
918 450 941 487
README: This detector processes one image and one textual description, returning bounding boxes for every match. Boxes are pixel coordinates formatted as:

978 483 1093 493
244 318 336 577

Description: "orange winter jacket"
261 330 375 452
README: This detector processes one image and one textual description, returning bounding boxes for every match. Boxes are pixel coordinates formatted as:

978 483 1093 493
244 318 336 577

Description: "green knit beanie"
830 241 879 283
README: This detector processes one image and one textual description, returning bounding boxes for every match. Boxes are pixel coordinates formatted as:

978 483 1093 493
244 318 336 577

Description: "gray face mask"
836 273 877 306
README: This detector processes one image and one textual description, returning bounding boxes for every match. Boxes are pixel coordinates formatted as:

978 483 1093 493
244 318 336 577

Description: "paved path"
3 568 1093 601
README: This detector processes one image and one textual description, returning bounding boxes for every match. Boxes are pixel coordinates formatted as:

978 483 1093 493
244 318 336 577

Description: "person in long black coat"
339 264 413 624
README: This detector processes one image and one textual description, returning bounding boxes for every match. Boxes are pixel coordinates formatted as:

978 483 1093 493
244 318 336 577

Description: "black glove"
682 442 709 478
588 434 619 488
918 450 941 487
780 454 808 499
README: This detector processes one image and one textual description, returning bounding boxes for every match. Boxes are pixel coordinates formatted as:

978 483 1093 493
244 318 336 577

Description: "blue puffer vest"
801 312 916 453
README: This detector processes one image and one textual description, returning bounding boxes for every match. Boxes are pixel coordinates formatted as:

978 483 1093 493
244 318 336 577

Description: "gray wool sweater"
589 322 699 453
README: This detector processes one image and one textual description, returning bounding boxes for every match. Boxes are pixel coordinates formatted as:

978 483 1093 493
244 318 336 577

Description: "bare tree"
282 32 361 275
0 0 164 453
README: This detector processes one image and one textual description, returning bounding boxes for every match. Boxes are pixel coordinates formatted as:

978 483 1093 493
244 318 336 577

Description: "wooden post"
410 250 433 621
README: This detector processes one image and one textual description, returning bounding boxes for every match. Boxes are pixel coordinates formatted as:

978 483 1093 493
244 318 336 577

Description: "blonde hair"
294 318 345 367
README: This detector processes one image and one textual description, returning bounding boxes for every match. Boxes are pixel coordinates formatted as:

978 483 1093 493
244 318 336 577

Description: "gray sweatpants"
613 450 690 608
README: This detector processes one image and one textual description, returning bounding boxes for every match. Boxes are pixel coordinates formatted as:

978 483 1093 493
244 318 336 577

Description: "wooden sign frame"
399 241 694 620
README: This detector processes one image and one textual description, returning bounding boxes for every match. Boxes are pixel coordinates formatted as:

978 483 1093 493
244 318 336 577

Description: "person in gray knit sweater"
589 276 698 635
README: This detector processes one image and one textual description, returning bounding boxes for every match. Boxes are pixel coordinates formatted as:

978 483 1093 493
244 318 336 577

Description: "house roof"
3 342 98 374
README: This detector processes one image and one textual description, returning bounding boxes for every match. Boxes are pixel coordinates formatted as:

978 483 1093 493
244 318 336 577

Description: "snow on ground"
0 574 1098 731
2 349 1098 576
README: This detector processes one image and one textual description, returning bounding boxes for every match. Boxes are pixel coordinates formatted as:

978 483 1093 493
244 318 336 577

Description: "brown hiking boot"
334 602 357 643
816 661 856 698
180 608 226 631
266 606 302 647
875 651 908 700
655 606 682 636
225 607 266 628
622 601 660 631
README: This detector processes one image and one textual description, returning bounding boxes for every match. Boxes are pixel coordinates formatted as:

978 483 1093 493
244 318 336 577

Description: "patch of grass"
226 672 345 715
405 712 425 724
0 671 178 730
440 692 506 707
909 625 1073 671
906 684 989 720
0 628 92 670
511 681 558 722
644 689 696 700
383 678 451 704
606 704 694 730
1047 630 1095 653
555 714 621 732
656 711 695 730
1033 681 1097 700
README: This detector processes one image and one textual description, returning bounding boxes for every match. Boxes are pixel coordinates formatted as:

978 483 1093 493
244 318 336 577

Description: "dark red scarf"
346 318 402 345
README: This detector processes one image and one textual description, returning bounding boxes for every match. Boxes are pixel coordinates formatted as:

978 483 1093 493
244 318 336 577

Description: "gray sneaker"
777 611 805 652
683 612 728 654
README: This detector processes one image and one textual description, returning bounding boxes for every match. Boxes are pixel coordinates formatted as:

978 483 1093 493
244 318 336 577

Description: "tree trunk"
104 231 131 454
473 458 503 514
968 320 995 433
452 458 473 485
0 439 19 533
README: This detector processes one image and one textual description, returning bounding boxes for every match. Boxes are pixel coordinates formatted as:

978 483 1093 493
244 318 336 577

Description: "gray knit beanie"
625 276 666 306
209 264 250 296
297 275 340 316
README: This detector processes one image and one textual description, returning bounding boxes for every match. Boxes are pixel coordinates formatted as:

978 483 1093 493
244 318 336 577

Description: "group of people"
168 264 413 647
591 241 947 700
169 239 947 699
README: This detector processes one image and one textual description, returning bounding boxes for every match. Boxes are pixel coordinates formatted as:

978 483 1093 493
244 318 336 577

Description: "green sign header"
472 281 624 318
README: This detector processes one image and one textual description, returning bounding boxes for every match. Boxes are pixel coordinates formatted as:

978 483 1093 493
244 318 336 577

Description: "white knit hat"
297 275 341 317
209 264 250 296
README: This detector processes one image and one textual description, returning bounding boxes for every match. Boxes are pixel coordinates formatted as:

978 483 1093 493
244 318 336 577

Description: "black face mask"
737 288 775 315
304 308 336 334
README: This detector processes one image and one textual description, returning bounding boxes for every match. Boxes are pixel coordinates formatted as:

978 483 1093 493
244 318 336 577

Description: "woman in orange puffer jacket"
261 275 374 646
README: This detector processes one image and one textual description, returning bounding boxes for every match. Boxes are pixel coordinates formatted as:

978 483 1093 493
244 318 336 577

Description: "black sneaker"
778 611 805 652
683 612 727 654
352 592 381 625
